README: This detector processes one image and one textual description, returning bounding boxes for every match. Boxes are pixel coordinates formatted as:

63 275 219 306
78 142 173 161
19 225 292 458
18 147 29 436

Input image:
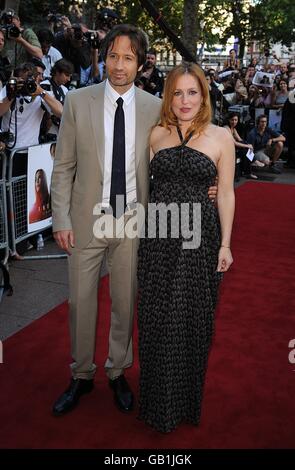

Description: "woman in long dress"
137 63 235 433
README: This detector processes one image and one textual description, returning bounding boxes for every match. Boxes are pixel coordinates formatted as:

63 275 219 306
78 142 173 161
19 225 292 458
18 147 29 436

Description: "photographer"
80 29 107 86
53 22 92 80
40 58 73 138
205 72 222 123
1 9 42 68
0 61 62 164
140 49 164 97
37 29 62 80
0 29 13 87
83 8 120 85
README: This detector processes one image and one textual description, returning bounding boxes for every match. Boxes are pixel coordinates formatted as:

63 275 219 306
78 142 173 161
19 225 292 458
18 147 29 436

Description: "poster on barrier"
268 108 282 132
27 143 55 233
252 71 275 88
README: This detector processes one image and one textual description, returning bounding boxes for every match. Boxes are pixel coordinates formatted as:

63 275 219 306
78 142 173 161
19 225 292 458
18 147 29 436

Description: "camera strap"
6 103 17 149
10 98 16 112
50 78 65 104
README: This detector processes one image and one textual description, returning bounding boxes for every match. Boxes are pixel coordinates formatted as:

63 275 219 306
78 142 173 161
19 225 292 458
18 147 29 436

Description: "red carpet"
1 182 295 449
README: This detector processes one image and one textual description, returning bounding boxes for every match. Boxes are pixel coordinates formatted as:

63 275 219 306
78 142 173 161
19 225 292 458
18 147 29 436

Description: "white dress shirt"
103 79 136 206
42 46 62 79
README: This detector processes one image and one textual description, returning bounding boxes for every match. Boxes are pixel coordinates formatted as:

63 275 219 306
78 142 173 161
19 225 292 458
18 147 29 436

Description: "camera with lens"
0 130 14 144
39 132 57 144
6 76 37 100
84 31 101 49
20 77 37 96
68 73 79 90
51 115 61 128
95 8 120 32
6 77 17 99
72 24 83 41
0 130 14 147
47 12 64 32
47 13 63 24
1 24 21 39
1 10 21 39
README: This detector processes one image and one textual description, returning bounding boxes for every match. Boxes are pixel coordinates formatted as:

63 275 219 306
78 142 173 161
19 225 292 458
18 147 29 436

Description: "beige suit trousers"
68 212 139 380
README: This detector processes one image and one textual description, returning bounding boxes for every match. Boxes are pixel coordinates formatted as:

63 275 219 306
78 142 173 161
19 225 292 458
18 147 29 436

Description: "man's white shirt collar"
105 79 135 107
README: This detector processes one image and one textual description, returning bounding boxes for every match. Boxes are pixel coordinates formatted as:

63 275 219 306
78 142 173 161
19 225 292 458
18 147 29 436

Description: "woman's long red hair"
160 62 212 139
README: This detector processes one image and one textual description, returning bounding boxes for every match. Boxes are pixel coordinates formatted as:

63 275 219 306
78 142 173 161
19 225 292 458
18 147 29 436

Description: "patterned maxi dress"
137 128 223 433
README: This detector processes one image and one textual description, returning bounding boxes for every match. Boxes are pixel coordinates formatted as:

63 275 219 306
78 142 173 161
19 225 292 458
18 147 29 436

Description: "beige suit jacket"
51 81 162 248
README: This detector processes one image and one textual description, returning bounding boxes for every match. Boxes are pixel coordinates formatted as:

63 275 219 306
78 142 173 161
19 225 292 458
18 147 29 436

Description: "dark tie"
110 97 126 218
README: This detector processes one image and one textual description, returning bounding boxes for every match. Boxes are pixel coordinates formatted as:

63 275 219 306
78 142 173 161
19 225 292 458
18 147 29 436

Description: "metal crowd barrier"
0 150 11 300
6 147 29 254
0 150 9 259
6 145 66 260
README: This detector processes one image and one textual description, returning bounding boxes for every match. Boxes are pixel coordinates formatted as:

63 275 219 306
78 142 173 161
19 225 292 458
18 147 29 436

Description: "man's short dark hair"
37 29 54 45
14 62 34 77
147 49 156 56
51 58 74 77
31 57 46 71
256 114 268 125
101 24 148 67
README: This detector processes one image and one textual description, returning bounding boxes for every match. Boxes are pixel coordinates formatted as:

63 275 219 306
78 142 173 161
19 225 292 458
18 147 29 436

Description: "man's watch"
40 90 47 99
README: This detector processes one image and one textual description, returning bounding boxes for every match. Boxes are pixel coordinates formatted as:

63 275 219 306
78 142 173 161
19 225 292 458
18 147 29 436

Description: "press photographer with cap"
0 58 62 174
0 9 42 67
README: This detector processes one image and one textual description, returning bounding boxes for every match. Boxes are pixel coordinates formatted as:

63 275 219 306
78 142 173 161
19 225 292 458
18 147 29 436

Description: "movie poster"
27 143 55 233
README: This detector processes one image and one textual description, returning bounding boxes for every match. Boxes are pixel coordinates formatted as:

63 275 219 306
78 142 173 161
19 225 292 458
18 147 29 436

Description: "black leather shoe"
109 375 134 412
52 378 94 416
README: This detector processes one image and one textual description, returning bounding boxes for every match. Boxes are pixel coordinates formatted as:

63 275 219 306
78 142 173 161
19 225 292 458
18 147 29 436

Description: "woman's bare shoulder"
150 125 170 146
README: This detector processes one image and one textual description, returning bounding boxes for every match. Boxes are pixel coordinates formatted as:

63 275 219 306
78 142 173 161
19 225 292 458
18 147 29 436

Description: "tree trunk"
239 38 246 60
182 0 200 61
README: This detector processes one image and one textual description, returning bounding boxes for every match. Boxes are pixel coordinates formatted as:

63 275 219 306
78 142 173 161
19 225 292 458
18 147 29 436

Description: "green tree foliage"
250 0 295 47
17 0 295 57
214 0 295 56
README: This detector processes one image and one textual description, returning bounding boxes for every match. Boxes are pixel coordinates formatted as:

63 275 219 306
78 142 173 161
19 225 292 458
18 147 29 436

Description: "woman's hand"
217 246 233 272
208 176 218 202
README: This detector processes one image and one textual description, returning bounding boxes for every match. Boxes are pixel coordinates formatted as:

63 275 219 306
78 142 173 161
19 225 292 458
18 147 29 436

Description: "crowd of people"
0 11 294 172
0 10 294 434
203 48 295 173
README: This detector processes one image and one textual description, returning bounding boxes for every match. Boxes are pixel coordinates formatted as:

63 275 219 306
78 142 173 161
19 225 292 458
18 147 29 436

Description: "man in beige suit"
51 24 162 415
51 24 217 416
